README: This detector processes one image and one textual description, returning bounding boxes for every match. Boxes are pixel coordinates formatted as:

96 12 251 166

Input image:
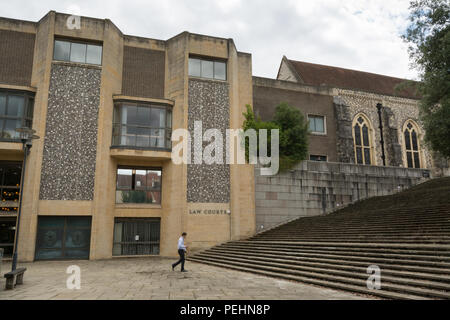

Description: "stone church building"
0 11 447 262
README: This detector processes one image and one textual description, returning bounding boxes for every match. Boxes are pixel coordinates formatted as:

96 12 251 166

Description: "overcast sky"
1 0 418 80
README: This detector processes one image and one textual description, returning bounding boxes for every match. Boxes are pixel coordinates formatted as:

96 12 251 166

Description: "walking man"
172 232 187 272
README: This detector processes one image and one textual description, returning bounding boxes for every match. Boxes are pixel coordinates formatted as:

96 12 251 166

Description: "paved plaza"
0 257 369 300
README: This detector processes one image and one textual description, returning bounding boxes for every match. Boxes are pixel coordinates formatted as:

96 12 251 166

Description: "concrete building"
0 11 447 261
0 11 254 261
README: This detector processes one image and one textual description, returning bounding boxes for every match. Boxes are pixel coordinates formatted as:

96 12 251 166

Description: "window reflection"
112 103 172 149
116 167 162 204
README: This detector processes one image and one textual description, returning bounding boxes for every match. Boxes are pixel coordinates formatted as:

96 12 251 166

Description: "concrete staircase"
189 177 450 299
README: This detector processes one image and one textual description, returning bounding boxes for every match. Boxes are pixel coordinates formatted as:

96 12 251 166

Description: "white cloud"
0 0 418 80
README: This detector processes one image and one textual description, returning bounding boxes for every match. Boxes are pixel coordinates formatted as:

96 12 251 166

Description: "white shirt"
178 236 186 251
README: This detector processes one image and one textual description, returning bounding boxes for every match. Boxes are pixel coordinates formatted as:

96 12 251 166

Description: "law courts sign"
187 203 231 215
189 209 230 215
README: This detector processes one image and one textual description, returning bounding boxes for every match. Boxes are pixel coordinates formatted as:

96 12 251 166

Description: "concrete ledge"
110 148 172 161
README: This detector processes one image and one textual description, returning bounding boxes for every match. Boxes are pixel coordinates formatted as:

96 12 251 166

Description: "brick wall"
0 30 35 86
253 77 338 162
122 46 165 99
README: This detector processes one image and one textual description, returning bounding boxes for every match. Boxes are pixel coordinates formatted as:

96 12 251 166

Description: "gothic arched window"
353 114 373 165
403 120 421 168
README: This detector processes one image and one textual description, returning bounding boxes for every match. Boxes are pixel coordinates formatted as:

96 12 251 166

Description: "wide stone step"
205 249 450 283
188 258 432 300
222 242 450 255
250 239 450 244
206 247 450 271
263 222 450 231
270 223 450 231
188 256 449 299
250 238 450 244
252 234 450 240
263 223 450 233
251 234 450 242
233 240 450 250
194 252 450 291
217 244 450 263
281 217 450 227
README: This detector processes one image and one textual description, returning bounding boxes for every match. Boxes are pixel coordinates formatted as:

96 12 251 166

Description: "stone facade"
187 79 230 203
39 63 101 200
0 12 255 262
335 88 434 171
0 10 447 263
333 96 354 163
272 57 447 176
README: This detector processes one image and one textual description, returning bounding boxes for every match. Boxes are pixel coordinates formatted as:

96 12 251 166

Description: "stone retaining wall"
255 161 430 232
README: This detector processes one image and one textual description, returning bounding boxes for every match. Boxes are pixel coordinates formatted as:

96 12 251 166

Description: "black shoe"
172 265 175 271
181 269 188 272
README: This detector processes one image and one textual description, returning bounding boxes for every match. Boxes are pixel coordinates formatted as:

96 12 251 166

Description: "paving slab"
0 257 370 300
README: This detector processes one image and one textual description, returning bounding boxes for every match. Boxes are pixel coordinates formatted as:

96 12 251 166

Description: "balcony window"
188 57 227 80
53 39 102 66
112 102 172 150
116 167 162 204
0 90 34 141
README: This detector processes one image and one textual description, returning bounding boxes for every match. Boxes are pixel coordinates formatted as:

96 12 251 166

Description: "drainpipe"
376 103 386 166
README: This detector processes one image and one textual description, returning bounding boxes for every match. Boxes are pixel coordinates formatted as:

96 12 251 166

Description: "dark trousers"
172 249 185 270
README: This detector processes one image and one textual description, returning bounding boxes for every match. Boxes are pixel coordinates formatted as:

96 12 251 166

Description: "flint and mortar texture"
187 78 230 203
39 63 101 200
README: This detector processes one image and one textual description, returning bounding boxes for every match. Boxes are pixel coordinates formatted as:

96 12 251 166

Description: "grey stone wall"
333 96 354 163
383 106 403 167
255 161 430 232
335 88 434 170
187 79 230 203
39 63 101 200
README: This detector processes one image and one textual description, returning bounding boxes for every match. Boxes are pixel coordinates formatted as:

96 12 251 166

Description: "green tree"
242 103 309 171
403 0 450 157
242 104 279 161
272 102 309 169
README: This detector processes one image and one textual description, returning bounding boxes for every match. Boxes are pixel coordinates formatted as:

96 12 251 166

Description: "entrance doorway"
35 216 92 260
113 218 160 256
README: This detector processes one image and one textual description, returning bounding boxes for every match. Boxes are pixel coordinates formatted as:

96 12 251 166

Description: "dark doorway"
0 217 16 257
35 216 92 260
113 218 160 256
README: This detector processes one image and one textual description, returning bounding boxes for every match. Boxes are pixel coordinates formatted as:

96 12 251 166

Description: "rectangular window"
113 218 160 256
116 167 162 204
53 39 102 65
112 102 172 150
0 90 34 141
308 115 325 134
309 155 327 162
188 57 227 80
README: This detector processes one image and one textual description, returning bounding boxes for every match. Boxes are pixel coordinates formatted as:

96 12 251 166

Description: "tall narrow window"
403 120 421 168
353 114 373 165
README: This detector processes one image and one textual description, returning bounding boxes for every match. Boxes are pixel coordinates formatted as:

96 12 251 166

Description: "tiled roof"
287 59 420 99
